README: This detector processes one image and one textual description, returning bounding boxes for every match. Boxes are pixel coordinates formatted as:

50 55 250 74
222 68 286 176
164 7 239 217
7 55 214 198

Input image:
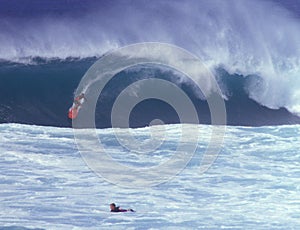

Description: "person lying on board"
110 203 135 212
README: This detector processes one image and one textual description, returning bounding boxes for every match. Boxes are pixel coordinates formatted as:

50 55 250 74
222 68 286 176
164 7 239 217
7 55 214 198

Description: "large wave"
0 58 300 127
0 0 299 122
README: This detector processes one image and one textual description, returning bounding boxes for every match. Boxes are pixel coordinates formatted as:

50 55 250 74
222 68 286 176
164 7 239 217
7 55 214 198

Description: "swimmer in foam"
110 203 135 212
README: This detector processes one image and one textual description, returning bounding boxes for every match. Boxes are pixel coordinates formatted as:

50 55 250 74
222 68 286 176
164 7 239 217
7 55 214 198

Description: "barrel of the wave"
68 93 86 119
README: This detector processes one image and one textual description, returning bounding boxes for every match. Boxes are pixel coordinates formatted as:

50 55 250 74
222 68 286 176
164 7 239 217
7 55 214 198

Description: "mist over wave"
0 0 299 121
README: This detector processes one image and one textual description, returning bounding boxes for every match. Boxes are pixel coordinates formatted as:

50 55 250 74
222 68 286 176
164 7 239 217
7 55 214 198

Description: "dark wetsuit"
111 207 128 212
111 207 135 212
74 94 86 106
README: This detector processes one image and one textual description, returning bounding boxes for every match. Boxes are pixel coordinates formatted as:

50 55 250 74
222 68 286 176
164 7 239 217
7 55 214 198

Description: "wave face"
0 0 300 126
1 59 300 127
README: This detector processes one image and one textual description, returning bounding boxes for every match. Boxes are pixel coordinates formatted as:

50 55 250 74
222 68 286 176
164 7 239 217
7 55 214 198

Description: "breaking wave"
0 0 299 125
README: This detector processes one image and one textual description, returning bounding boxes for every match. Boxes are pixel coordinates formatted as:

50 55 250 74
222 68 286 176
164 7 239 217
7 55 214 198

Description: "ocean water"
0 123 299 229
1 0 300 229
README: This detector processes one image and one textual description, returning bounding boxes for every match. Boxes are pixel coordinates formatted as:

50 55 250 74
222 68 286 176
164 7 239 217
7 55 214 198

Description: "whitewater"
0 123 299 229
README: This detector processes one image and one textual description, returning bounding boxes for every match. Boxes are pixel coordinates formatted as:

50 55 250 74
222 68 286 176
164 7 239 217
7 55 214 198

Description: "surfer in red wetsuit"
110 203 135 212
68 93 86 119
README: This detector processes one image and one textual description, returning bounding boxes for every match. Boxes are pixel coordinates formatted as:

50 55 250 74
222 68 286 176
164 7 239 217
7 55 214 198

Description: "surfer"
110 203 135 212
74 93 86 109
68 93 86 119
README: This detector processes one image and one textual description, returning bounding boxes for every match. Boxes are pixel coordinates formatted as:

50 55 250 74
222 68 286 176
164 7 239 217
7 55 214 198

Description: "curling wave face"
0 58 299 127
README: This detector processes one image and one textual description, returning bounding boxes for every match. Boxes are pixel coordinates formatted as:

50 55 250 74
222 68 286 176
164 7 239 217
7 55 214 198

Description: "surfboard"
68 106 79 119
